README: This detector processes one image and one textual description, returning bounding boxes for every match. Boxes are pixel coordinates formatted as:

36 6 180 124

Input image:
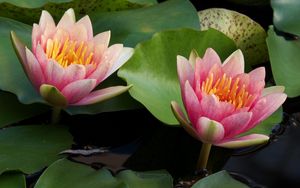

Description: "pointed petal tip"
188 49 199 67
66 8 75 18
10 30 23 47
222 48 245 75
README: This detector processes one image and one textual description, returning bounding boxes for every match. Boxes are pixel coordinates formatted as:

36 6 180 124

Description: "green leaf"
127 0 157 5
198 8 268 66
266 26 300 97
0 125 73 174
118 28 236 125
191 170 249 188
0 0 71 8
0 91 49 128
117 170 173 188
90 0 200 46
34 158 173 188
0 0 144 24
272 0 300 36
0 172 25 188
242 107 282 136
0 17 42 104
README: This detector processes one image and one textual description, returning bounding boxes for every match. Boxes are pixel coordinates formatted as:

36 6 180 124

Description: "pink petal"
52 27 68 40
200 94 235 122
93 31 111 47
25 47 45 88
247 67 266 94
195 117 225 144
88 44 123 84
35 44 48 73
39 22 57 50
60 64 86 88
249 67 265 82
194 57 203 100
39 10 55 32
262 86 285 97
221 112 252 139
72 85 132 106
198 48 222 81
171 101 201 141
222 49 244 77
61 79 97 104
32 24 42 53
104 47 133 80
92 31 112 63
69 24 88 42
86 64 97 77
247 93 287 131
183 81 201 126
235 73 251 90
92 44 107 65
177 55 194 89
216 134 269 148
77 15 93 40
194 48 222 97
57 8 76 31
44 60 65 89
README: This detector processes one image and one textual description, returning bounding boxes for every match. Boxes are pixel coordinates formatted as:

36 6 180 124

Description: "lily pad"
272 0 300 36
118 28 236 125
198 8 268 66
0 0 144 25
266 26 300 97
34 158 173 188
0 125 72 174
0 0 71 8
0 172 25 188
191 170 248 188
128 0 157 5
0 91 49 128
90 0 199 46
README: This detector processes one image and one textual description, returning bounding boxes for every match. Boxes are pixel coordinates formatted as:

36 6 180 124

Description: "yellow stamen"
45 38 94 68
201 72 253 109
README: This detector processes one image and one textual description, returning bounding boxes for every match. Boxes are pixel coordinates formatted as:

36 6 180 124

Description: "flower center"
45 38 94 68
201 73 253 109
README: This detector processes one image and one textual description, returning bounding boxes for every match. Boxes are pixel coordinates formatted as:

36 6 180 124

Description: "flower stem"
51 107 61 124
197 143 212 170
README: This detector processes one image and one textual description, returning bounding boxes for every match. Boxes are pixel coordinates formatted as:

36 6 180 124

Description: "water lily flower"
11 8 133 107
171 48 287 149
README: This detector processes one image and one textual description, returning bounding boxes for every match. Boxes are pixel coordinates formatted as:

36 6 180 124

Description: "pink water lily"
11 8 133 107
171 48 287 148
